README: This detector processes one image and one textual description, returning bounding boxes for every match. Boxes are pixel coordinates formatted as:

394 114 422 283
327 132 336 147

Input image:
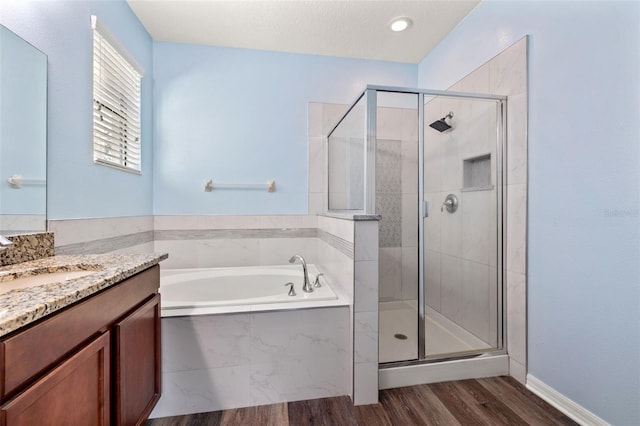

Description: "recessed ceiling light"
389 17 412 32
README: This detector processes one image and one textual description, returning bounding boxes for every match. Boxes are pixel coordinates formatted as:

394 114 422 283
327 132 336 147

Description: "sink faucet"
0 234 13 252
289 254 313 293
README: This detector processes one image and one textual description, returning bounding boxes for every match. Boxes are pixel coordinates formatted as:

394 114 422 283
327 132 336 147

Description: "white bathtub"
160 264 340 317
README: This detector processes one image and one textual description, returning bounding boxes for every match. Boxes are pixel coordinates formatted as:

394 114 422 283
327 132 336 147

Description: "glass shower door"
422 94 502 357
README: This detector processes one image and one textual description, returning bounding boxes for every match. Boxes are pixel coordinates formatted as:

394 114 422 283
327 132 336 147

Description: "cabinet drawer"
0 332 110 426
0 265 159 401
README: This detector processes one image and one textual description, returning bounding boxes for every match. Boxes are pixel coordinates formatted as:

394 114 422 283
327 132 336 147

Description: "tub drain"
394 333 408 340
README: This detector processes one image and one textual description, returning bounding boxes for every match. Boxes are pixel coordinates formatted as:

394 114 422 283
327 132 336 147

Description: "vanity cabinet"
0 332 110 425
114 294 160 425
0 265 161 426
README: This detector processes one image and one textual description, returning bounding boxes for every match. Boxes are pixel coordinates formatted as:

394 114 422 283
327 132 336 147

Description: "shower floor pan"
379 300 491 363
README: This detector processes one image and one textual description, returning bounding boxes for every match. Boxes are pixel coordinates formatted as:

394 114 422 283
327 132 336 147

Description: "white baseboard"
526 375 609 426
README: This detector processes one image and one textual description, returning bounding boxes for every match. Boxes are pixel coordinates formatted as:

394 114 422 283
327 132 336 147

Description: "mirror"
0 24 47 234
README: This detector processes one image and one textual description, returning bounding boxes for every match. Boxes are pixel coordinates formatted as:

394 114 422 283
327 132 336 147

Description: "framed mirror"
0 24 47 234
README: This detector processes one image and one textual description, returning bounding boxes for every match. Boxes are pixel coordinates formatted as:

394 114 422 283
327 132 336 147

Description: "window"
91 16 143 173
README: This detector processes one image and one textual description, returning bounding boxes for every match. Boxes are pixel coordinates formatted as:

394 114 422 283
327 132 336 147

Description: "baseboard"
526 375 609 426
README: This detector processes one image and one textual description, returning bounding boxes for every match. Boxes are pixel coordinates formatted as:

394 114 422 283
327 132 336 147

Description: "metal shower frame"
327 84 508 365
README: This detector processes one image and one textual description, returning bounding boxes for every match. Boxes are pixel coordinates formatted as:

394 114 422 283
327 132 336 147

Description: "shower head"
429 112 454 132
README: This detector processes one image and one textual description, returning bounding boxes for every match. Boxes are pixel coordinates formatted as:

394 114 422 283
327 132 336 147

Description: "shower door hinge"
423 201 429 218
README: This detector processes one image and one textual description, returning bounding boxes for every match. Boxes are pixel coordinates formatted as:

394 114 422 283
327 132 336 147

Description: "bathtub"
160 264 340 317
152 263 350 417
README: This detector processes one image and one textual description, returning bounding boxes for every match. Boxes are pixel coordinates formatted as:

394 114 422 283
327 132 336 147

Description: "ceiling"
126 0 480 64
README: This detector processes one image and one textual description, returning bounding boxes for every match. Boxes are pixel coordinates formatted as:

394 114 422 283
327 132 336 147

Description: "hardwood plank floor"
147 376 578 426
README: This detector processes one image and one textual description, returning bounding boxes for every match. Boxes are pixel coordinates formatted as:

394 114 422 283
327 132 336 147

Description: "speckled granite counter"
0 253 168 337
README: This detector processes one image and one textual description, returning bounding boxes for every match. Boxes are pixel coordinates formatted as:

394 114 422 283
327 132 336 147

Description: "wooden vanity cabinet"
114 293 161 425
0 265 161 426
0 332 111 426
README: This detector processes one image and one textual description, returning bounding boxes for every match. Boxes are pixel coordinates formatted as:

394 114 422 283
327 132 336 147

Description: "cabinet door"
114 294 161 426
0 332 110 426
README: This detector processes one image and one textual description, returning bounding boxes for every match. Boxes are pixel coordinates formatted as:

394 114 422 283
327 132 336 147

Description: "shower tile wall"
376 139 402 247
377 107 418 302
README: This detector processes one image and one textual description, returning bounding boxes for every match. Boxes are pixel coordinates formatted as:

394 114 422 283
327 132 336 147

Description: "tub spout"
289 254 313 293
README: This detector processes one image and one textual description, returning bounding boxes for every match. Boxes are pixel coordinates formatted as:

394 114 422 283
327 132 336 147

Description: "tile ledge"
319 212 381 221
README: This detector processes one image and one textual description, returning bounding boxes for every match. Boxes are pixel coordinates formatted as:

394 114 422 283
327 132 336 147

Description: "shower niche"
328 86 505 366
463 154 492 190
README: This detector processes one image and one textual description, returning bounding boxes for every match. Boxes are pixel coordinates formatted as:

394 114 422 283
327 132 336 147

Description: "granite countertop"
0 253 168 337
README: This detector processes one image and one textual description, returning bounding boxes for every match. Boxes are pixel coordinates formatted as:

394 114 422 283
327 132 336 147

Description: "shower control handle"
441 194 458 213
284 282 296 296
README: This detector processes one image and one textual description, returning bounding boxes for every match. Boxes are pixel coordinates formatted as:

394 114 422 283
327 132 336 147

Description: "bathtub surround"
316 214 381 405
0 232 53 267
150 307 350 417
48 216 154 255
352 220 380 405
153 215 318 270
54 232 155 255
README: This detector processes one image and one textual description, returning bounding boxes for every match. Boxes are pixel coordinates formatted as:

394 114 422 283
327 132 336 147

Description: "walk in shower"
328 86 506 366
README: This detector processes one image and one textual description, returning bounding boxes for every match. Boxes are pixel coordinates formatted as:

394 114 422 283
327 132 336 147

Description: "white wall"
418 1 640 424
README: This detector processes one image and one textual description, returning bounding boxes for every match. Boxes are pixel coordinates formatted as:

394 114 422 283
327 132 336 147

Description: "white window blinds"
92 16 143 173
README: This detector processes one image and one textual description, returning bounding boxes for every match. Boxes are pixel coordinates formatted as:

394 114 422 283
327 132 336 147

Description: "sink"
0 270 99 295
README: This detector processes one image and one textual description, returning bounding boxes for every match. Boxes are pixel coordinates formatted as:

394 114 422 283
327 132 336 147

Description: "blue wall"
418 1 640 424
0 0 154 219
152 42 416 214
0 25 47 215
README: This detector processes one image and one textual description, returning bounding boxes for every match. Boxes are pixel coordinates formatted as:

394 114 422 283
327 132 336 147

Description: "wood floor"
146 376 578 426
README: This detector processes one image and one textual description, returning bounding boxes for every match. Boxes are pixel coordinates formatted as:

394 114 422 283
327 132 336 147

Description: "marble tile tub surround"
353 220 379 405
316 213 381 405
0 252 167 337
154 215 319 270
49 216 154 255
150 306 350 417
0 232 54 267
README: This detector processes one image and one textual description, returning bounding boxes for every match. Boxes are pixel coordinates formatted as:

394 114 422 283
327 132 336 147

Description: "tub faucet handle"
284 282 296 296
314 273 324 288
